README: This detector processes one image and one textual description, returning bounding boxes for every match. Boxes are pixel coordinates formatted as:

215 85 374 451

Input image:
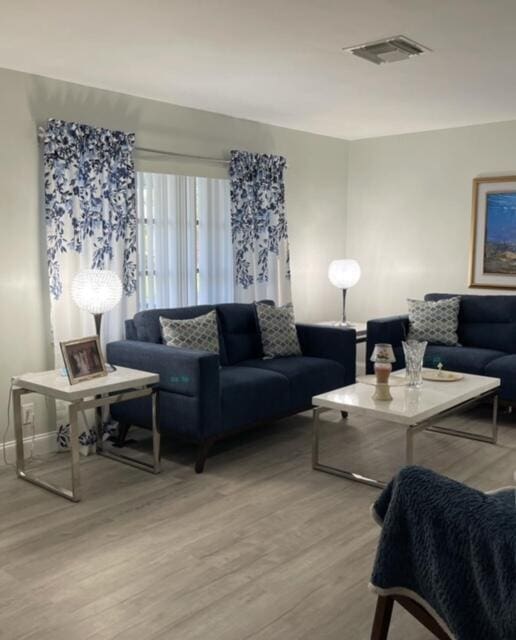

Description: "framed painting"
470 175 516 289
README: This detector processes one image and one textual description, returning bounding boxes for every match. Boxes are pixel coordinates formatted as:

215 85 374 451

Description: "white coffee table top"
13 367 159 402
313 370 500 426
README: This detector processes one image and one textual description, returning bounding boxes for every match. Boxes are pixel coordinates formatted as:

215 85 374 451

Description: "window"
136 172 233 310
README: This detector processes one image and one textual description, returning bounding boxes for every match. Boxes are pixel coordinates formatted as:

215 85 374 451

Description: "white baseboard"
1 430 57 466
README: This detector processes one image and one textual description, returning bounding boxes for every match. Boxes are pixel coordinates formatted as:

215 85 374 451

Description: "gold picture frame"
470 175 516 290
60 335 107 385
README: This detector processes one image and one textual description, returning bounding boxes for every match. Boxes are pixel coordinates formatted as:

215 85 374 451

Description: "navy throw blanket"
370 466 516 640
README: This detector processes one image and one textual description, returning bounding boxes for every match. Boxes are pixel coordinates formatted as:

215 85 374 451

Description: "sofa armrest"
296 324 356 382
366 315 409 373
106 340 220 398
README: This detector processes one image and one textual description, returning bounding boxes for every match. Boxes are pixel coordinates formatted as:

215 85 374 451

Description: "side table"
12 366 160 502
317 321 367 343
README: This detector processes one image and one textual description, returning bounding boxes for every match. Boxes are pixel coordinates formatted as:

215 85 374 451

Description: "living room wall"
346 120 516 324
0 66 348 438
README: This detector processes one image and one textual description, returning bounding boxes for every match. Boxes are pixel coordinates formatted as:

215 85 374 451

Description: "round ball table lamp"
328 259 361 326
71 269 123 336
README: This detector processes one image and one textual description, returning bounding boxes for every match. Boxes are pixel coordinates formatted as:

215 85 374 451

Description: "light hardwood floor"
1 405 515 640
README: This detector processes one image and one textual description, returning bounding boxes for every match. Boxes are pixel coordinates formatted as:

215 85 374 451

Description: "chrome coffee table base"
312 390 499 489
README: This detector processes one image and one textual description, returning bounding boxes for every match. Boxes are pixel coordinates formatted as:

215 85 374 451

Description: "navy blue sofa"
107 303 356 471
366 293 516 402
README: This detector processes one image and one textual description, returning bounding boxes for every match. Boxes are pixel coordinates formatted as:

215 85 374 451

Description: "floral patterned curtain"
229 150 292 304
43 118 137 454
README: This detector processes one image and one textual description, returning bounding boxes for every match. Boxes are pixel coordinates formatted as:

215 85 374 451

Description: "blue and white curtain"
43 118 137 453
229 150 292 304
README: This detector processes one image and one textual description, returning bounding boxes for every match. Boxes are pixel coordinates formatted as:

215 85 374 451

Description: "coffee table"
312 371 500 489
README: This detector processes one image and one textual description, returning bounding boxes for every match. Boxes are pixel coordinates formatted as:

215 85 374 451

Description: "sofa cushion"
160 311 220 353
423 346 506 376
133 305 215 344
485 355 516 401
216 303 264 365
240 356 347 411
220 366 290 432
255 302 302 358
425 293 516 353
407 297 460 345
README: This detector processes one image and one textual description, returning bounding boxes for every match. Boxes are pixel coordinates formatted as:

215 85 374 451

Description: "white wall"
346 120 516 323
0 66 348 435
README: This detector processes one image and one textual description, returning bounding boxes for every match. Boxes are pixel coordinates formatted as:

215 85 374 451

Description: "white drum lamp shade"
71 269 123 335
328 259 361 325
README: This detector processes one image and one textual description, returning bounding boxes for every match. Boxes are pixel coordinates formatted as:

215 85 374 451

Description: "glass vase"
402 340 427 388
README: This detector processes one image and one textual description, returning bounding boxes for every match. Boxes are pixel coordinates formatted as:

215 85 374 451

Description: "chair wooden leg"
194 438 215 473
395 596 451 640
370 596 394 640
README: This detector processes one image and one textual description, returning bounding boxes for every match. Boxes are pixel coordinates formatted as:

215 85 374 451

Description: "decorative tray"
422 369 464 382
356 374 408 387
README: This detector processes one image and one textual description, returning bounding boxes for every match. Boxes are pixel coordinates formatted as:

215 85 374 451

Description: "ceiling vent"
343 36 429 65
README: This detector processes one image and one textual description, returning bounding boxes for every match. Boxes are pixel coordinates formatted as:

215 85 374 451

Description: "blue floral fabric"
229 150 291 298
43 118 136 453
43 118 137 299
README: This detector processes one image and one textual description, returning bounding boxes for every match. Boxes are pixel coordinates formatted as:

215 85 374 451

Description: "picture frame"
60 335 107 385
470 175 516 289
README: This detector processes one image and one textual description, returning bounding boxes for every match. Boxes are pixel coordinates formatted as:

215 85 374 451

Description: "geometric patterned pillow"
159 310 220 353
255 302 302 358
407 296 460 346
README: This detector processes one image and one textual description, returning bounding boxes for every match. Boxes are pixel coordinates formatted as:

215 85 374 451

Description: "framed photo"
60 336 107 385
470 175 516 289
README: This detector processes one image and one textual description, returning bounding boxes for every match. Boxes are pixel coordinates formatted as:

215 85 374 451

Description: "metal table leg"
95 388 161 474
492 395 499 444
406 428 414 465
312 406 387 489
424 392 499 444
69 403 81 501
14 388 82 502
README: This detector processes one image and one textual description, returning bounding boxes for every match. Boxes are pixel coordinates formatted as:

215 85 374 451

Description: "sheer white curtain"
197 177 233 304
137 172 233 309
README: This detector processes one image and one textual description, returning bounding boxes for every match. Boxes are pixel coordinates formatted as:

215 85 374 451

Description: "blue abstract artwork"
484 191 516 274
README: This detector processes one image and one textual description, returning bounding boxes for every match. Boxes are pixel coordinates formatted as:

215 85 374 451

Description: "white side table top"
317 321 367 339
313 370 500 426
13 367 159 402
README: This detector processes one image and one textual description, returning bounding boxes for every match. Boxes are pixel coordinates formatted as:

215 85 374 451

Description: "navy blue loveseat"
366 293 516 402
107 303 356 471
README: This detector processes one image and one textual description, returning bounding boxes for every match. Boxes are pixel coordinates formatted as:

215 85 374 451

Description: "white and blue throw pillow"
255 302 302 358
160 311 220 353
407 297 460 346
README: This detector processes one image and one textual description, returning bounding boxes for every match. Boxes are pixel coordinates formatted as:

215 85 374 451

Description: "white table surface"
313 369 500 426
13 367 159 402
317 321 367 337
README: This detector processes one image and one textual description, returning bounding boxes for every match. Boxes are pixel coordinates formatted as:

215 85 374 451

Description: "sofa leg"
341 411 348 420
195 439 215 474
370 596 394 640
114 422 131 448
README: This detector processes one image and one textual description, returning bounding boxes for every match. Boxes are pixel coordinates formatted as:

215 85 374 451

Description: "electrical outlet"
22 403 34 425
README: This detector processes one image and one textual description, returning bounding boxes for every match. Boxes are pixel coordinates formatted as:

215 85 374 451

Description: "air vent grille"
344 36 429 65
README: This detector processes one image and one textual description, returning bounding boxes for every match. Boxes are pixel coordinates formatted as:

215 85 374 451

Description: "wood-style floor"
1 405 515 640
